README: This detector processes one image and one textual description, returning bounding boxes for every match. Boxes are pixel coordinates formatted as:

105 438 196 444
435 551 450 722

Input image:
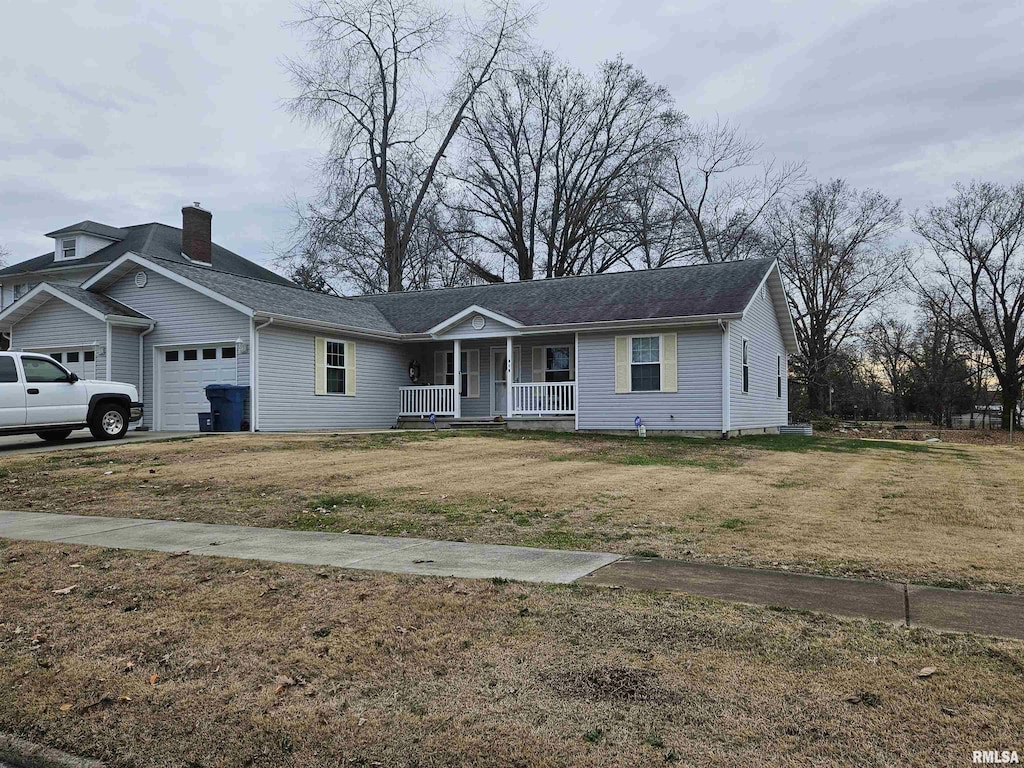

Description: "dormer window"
61 238 77 259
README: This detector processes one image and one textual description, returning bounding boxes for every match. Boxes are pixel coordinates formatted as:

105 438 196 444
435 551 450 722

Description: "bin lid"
205 384 250 393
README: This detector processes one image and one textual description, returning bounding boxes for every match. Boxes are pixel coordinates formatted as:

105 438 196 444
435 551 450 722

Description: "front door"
20 355 89 425
490 347 520 416
491 348 507 416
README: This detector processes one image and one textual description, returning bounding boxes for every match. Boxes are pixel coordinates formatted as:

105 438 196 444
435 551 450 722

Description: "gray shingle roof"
54 285 151 319
147 257 397 334
353 259 776 333
44 221 128 240
1 222 293 286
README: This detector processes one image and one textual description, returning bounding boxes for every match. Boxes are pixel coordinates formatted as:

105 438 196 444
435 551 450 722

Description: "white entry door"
158 345 238 431
490 347 520 416
40 349 98 381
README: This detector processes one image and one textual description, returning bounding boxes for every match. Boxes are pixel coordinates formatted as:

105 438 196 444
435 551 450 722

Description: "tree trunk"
384 220 403 293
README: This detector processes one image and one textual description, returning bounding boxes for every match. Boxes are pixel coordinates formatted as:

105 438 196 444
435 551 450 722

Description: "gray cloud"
1 0 1021 269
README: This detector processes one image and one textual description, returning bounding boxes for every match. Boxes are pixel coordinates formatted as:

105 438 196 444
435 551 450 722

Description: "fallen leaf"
69 564 84 569
59 704 73 712
31 633 46 644
52 585 77 596
917 666 937 679
149 674 159 685
274 675 296 695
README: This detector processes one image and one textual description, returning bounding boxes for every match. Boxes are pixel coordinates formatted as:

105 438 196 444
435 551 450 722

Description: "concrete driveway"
0 430 196 457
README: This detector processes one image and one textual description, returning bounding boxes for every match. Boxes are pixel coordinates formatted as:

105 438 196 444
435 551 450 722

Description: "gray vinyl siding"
256 324 407 431
109 325 141 389
104 271 250 429
730 288 788 429
577 327 722 431
421 335 575 418
11 298 107 358
443 314 520 339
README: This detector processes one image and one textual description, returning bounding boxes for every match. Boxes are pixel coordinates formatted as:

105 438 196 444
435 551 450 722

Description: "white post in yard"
505 335 514 417
453 339 461 419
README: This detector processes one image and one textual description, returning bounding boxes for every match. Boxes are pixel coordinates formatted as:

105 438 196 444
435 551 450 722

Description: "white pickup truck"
0 352 143 442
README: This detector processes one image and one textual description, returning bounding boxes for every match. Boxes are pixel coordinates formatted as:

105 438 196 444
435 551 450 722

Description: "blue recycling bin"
204 384 250 432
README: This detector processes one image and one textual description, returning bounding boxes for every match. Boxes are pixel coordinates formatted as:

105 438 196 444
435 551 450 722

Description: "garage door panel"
158 345 239 431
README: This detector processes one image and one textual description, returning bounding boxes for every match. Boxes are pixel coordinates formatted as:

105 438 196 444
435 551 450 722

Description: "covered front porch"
398 331 577 421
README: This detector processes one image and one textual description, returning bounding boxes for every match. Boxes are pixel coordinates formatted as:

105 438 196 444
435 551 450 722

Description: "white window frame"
741 338 750 394
14 284 30 300
441 350 469 397
61 238 77 260
543 345 573 383
629 334 663 393
325 338 347 395
777 354 783 399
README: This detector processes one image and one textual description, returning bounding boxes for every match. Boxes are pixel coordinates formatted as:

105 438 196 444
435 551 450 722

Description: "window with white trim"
14 284 30 300
777 355 783 398
742 339 750 394
630 336 661 392
544 346 572 382
61 238 77 259
326 340 346 394
442 351 469 397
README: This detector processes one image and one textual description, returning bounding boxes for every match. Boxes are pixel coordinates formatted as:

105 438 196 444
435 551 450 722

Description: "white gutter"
105 322 113 381
138 323 156 426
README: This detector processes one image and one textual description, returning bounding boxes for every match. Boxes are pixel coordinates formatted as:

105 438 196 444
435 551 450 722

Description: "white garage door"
40 349 98 380
158 345 238 431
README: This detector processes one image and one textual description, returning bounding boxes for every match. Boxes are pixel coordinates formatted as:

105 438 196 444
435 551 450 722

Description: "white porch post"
505 335 514 416
453 339 461 419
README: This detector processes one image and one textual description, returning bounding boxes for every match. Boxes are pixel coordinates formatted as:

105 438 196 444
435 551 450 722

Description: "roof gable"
427 305 523 338
0 283 152 328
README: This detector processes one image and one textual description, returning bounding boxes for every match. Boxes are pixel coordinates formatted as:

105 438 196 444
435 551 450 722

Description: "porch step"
447 420 508 430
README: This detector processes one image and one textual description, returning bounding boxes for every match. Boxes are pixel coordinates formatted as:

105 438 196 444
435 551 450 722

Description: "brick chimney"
181 203 212 264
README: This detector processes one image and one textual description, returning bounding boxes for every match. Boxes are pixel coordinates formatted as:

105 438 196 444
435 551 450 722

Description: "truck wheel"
89 403 129 440
36 429 73 442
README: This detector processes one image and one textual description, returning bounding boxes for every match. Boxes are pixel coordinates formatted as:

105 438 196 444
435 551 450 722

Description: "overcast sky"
3 0 1022 273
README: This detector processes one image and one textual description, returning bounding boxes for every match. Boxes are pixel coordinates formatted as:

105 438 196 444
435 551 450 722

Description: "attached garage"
156 344 240 431
38 348 98 380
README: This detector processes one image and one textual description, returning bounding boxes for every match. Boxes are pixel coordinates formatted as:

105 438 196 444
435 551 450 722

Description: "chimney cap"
182 201 208 212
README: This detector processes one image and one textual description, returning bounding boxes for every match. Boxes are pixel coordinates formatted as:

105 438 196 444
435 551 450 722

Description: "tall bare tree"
286 0 530 292
660 119 804 264
913 181 1024 429
448 54 681 281
865 315 914 419
763 179 907 413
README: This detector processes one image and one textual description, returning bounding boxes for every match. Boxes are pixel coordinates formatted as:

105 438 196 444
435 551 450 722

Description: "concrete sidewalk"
2 510 1022 640
0 511 618 584
581 557 1024 641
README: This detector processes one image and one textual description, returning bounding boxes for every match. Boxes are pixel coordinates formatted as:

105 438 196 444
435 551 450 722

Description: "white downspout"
138 323 156 430
720 319 731 438
252 317 273 432
105 322 113 381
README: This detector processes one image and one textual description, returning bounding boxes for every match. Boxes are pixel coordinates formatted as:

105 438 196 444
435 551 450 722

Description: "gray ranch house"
0 205 797 436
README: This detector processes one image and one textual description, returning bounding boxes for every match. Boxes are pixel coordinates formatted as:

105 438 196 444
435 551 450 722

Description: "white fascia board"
516 313 743 335
740 260 799 355
82 253 255 317
255 312 403 342
426 305 523 337
0 283 106 325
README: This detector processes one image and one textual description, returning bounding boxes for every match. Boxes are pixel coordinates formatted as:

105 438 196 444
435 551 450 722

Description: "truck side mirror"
67 372 79 383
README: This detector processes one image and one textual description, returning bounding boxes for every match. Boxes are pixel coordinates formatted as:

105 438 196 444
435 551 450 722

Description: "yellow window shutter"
345 341 357 396
467 349 480 398
614 336 629 393
314 337 327 395
661 333 677 392
434 351 446 385
532 347 544 382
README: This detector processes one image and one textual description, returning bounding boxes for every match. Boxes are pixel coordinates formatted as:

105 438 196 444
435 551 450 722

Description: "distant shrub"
810 415 841 432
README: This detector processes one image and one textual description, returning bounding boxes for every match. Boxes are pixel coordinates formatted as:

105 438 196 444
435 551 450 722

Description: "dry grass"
1 431 1022 591
2 538 1022 768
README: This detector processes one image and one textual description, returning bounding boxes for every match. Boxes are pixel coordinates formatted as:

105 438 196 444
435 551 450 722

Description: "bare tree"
763 179 907 414
913 181 1024 429
286 0 530 292
660 119 804 264
448 54 681 281
865 314 914 419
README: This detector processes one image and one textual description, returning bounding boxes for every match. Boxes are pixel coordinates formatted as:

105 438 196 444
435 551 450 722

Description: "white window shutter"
434 351 446 385
467 349 480 398
314 337 327 395
532 347 544 382
614 336 628 393
661 333 677 392
345 341 357 396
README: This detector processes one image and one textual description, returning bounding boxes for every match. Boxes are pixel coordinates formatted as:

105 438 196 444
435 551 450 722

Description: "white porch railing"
399 385 457 417
511 381 576 415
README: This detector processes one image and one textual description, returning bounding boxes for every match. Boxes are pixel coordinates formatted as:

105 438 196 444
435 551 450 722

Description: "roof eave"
254 312 402 341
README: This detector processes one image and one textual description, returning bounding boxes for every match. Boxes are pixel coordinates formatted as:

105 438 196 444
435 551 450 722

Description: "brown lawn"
0 430 1021 591
1 538 1022 768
